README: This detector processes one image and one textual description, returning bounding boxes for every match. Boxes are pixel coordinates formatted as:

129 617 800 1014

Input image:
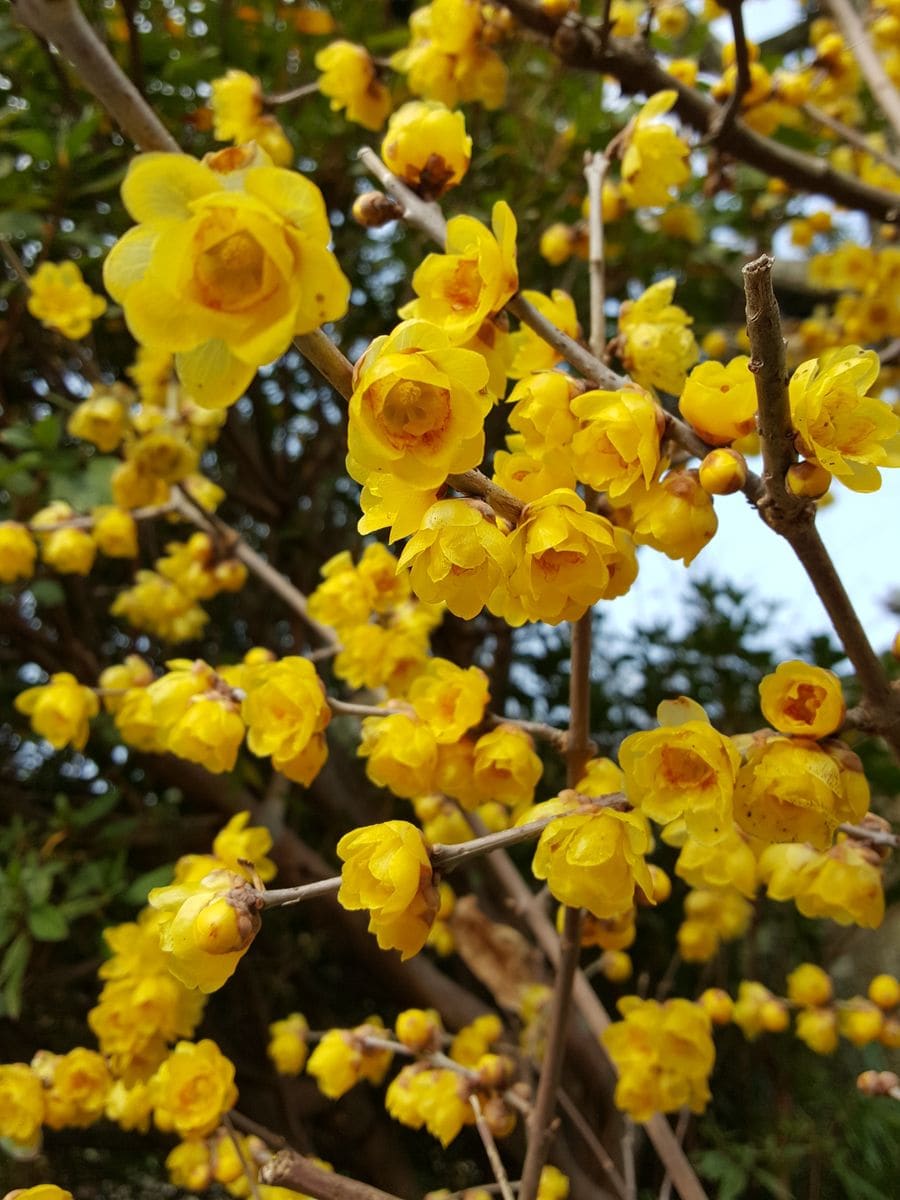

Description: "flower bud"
481 1095 517 1138
352 191 403 228
698 448 748 495
475 1053 515 1091
868 974 900 1010
395 1008 443 1054
699 988 733 1025
786 460 831 499
598 950 632 982
857 1069 899 1097
193 895 259 955
539 223 575 266
760 998 789 1033
787 963 832 1008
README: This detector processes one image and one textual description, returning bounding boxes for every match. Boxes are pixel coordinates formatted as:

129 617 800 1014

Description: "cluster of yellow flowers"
698 968 900 1058
26 260 107 340
166 1124 332 1196
391 0 510 111
602 997 715 1122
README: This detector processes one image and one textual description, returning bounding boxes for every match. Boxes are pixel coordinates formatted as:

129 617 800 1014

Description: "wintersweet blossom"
0 1062 44 1148
758 660 846 739
315 41 392 130
678 356 758 445
150 1039 238 1138
0 522 37 583
27 260 107 339
104 146 349 409
571 387 665 498
15 672 99 751
620 91 691 208
336 821 438 958
618 278 698 394
381 101 472 197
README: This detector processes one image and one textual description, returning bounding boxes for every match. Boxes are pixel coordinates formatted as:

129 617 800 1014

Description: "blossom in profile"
336 820 438 958
620 91 691 208
316 41 392 130
381 101 471 197
14 672 99 751
27 261 107 339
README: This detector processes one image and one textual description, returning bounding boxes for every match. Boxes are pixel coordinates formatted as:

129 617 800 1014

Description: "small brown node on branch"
351 191 403 228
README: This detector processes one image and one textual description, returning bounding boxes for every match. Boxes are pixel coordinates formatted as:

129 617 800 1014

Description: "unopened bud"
869 974 900 1010
698 448 748 495
476 1053 515 1090
857 1068 899 1096
786 460 831 499
481 1096 517 1138
352 191 403 228
193 895 259 954
760 998 790 1033
598 950 632 982
699 987 734 1025
395 1008 442 1053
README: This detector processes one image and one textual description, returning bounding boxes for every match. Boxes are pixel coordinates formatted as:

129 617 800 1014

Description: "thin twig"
821 0 900 145
11 0 179 152
28 501 176 533
707 2 752 144
659 1109 692 1200
622 1119 637 1200
839 822 900 849
583 151 609 358
558 1088 629 1200
172 486 340 650
470 1093 516 1200
223 1112 262 1200
265 80 321 105
0 238 31 286
802 102 900 176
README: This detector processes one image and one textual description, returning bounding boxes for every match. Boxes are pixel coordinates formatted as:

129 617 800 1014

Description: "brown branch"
11 0 178 152
742 253 806 528
260 1151 402 1200
470 1094 517 1200
707 2 752 144
558 1088 629 1200
583 151 609 358
294 331 354 399
117 0 146 97
446 469 524 524
821 0 900 144
494 1 900 223
802 102 900 177
742 254 900 762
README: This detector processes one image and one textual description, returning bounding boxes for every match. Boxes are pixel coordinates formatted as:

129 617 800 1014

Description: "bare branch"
259 1151 402 1200
821 0 900 145
802 102 900 176
470 1093 516 1200
11 0 179 152
707 2 752 144
583 151 610 358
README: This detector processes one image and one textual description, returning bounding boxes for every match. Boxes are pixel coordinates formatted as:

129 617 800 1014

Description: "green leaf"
123 863 175 906
69 790 120 829
0 933 30 1019
29 580 65 608
48 454 117 509
27 904 69 942
20 864 53 906
32 414 61 451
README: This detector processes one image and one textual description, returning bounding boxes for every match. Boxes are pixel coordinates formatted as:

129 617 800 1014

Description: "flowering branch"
821 0 900 144
259 1150 402 1200
493 0 900 224
27 501 176 533
742 255 900 762
470 1093 517 1200
11 0 179 153
708 1 752 144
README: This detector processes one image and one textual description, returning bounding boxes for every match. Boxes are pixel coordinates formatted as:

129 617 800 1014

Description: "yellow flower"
0 1062 44 1148
334 624 427 696
336 820 438 959
348 320 491 490
840 998 885 1047
315 41 392 131
111 571 208 643
358 712 439 798
27 260 107 339
357 470 443 542
759 839 884 927
105 1079 153 1132
4 1190 73 1200
731 981 784 1040
507 372 580 452
472 724 542 809
166 1138 213 1190
400 202 518 342
759 660 845 739
673 825 758 898
150 1039 238 1138
601 997 715 1122
659 203 703 243
31 502 97 575
67 390 129 451
210 69 262 141
620 91 691 209
678 356 758 445
796 1007 839 1055
408 658 490 743
395 1008 443 1053
508 290 579 378
104 147 350 410
787 963 833 1007
15 671 99 751
149 868 263 992
508 489 638 625
618 278 698 395
626 469 718 565
125 426 198 484
398 499 513 620
530 795 654 918
678 887 753 961
307 1020 393 1098
578 756 625 798
540 222 576 265
571 387 664 498
165 694 246 774
386 1065 473 1146
493 442 577 504
734 735 868 850
0 521 37 583
619 697 739 843
91 506 139 558
212 811 277 883
42 1047 112 1129
381 101 471 197
789 347 900 491
241 655 331 776
268 1013 309 1075
869 973 900 1009
537 1166 570 1200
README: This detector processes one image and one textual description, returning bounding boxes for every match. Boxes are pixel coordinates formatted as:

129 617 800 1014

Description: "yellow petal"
103 225 159 301
176 340 257 409
122 153 220 223
245 166 332 242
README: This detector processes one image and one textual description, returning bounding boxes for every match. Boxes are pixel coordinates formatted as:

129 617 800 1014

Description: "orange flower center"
783 683 826 725
194 230 269 311
659 746 715 789
374 379 451 448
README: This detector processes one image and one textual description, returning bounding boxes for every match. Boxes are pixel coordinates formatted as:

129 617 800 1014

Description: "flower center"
783 683 826 725
659 746 715 789
194 230 267 312
375 379 451 447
